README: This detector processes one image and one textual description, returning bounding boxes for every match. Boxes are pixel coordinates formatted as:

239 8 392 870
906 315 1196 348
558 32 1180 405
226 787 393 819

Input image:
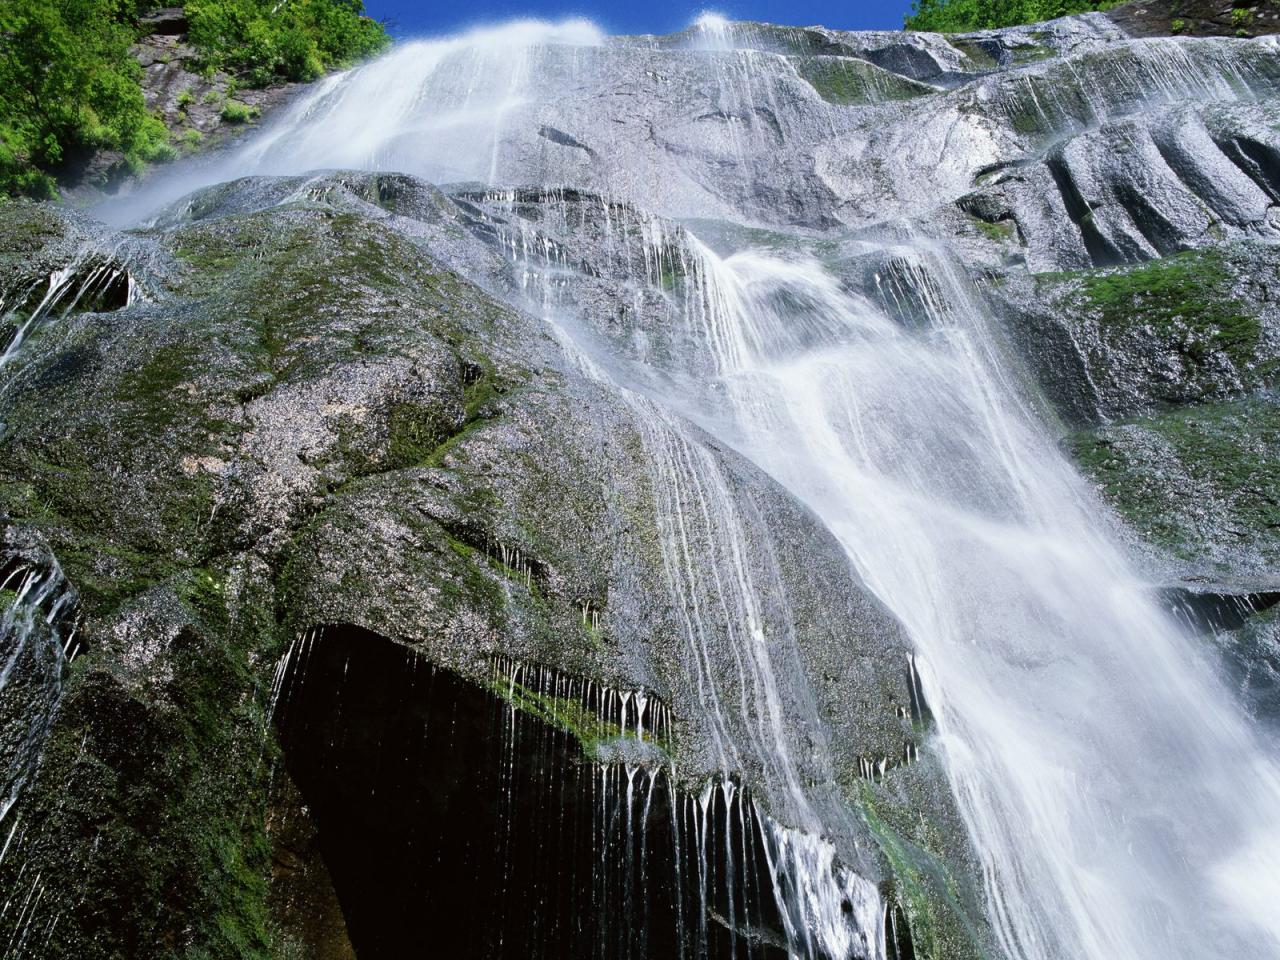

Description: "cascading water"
467 163 1280 957
670 240 1280 959
0 255 138 376
0 560 75 827
97 13 1280 960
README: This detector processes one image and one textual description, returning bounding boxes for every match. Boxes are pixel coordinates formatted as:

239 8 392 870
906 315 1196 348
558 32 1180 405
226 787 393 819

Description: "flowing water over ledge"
271 625 889 960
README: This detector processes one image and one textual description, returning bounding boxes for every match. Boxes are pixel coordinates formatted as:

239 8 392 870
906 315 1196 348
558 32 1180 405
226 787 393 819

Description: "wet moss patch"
0 564 283 960
1069 249 1263 369
1069 395 1280 568
859 783 988 960
791 56 935 105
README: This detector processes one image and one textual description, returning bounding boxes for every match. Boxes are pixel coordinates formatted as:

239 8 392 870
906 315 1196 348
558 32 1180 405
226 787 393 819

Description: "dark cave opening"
272 624 798 960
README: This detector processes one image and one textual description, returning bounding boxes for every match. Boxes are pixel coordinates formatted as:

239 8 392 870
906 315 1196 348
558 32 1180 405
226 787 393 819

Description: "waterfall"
474 169 1280 956
670 240 1280 959
98 14 1280 960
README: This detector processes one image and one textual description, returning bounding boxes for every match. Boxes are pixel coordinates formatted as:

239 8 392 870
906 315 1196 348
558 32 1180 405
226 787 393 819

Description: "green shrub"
0 0 171 197
905 0 1120 31
0 0 388 197
148 141 180 163
187 0 389 86
219 100 259 124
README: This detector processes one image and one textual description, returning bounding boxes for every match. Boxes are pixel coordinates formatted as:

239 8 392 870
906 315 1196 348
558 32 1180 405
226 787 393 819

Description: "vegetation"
905 0 1118 32
0 0 388 198
0 0 171 197
791 56 933 105
1056 248 1266 371
1070 397 1280 564
219 99 260 123
487 670 672 760
186 0 389 87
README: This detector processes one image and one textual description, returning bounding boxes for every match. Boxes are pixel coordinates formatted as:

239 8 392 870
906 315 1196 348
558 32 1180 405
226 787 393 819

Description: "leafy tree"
186 0 389 86
0 0 170 197
905 0 1117 31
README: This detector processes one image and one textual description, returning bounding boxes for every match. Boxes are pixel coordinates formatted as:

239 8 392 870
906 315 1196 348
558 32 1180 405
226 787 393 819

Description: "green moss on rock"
1070 249 1264 370
1069 396 1280 572
0 563 283 960
859 783 989 960
791 56 935 105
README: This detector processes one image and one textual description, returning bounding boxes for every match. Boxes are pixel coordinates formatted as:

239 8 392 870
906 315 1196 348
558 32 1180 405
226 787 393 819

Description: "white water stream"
676 241 1280 960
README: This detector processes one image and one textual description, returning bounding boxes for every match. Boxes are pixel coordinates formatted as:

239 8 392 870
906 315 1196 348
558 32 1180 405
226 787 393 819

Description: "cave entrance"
272 624 791 960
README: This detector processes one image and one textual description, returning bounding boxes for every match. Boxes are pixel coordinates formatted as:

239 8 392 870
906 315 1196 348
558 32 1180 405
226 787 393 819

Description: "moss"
656 260 684 293
412 362 508 470
383 402 455 471
1039 247 1273 382
791 56 934 105
175 567 231 631
950 40 998 71
1009 104 1047 135
0 434 219 616
859 784 988 960
1077 251 1259 367
487 672 671 760
423 414 496 468
169 210 500 386
0 565 283 959
114 342 206 426
970 215 1016 242
1069 396 1280 562
1009 43 1055 65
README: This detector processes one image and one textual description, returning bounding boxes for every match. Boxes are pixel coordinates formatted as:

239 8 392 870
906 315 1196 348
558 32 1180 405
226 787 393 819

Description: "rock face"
1107 0 1280 39
0 177 971 959
2 11 1279 960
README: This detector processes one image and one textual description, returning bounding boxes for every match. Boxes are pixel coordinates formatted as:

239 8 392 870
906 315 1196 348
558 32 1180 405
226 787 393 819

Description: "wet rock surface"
0 175 957 958
1107 0 1280 39
2 11 1280 959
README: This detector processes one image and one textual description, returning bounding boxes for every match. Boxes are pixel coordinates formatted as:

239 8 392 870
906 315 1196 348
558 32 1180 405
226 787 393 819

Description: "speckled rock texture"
0 175 975 958
3 9 1280 958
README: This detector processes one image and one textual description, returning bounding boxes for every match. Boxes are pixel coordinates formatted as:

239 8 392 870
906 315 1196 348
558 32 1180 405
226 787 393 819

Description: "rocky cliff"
1 11 1278 960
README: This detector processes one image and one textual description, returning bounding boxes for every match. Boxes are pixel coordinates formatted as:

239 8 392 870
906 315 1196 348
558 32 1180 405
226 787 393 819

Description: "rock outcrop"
2 10 1279 960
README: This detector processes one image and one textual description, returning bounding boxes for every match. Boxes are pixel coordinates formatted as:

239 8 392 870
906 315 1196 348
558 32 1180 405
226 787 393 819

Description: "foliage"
0 0 388 197
219 99 260 123
905 0 1118 32
0 0 171 197
186 0 389 87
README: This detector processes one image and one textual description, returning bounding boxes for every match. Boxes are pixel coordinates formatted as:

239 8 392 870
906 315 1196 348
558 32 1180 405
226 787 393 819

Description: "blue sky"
363 0 916 38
